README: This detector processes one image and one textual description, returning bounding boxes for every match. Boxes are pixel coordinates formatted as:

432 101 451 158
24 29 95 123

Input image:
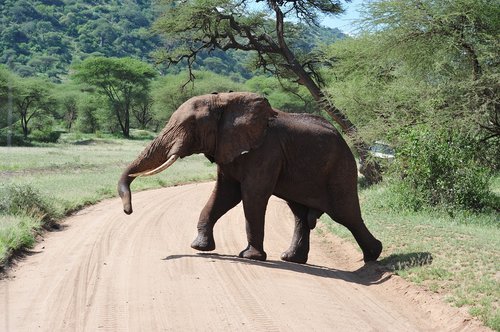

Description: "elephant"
118 91 382 264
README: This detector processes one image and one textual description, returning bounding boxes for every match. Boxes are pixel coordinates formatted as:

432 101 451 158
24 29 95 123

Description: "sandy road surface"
0 182 488 331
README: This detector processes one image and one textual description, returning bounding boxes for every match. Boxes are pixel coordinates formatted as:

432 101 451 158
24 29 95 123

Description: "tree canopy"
0 0 159 81
323 0 499 209
73 57 157 137
11 76 55 139
0 0 343 82
153 0 384 183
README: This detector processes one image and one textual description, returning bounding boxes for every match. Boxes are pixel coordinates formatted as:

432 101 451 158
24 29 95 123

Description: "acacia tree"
0 65 14 142
73 57 157 137
153 0 382 184
360 0 500 141
321 0 499 210
131 90 155 130
0 65 10 105
53 83 84 132
12 77 55 139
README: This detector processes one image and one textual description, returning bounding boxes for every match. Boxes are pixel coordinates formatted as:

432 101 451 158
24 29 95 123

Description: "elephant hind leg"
328 191 382 263
281 202 314 264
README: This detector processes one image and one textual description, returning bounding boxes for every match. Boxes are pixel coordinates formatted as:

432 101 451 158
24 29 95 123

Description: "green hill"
0 0 345 81
0 0 158 81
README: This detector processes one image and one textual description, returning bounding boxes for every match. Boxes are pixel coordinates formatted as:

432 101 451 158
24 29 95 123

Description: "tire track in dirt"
0 182 490 331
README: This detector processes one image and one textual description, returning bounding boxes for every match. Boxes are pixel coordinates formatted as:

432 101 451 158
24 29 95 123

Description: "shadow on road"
163 252 393 286
379 252 433 271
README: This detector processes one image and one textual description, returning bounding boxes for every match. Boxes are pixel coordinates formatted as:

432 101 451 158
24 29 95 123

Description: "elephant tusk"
129 154 179 177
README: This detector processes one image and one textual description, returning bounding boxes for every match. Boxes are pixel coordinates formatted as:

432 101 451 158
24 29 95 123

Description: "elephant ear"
215 93 275 164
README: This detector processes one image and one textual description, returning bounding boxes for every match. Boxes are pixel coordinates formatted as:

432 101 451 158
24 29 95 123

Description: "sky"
320 0 364 35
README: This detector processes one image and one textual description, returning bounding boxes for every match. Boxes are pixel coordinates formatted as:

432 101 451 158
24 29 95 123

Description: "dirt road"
0 182 487 331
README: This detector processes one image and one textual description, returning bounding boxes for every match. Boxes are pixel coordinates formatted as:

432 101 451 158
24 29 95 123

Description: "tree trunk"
21 114 28 139
124 98 131 138
271 2 382 184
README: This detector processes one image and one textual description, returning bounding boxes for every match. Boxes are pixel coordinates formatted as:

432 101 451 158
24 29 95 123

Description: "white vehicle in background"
357 141 395 178
369 141 395 160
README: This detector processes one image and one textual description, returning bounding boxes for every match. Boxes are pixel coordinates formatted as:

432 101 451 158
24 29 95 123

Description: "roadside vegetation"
0 133 216 267
1 0 498 330
323 178 499 330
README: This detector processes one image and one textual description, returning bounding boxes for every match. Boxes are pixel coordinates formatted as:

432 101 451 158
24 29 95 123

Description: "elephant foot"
362 239 383 262
191 232 216 252
281 248 308 264
238 245 267 261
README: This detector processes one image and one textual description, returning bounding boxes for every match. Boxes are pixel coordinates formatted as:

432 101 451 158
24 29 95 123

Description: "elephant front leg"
281 202 310 264
191 175 241 252
238 193 269 261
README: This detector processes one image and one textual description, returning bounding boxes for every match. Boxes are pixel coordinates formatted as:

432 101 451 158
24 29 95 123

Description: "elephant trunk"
117 132 180 215
118 171 135 215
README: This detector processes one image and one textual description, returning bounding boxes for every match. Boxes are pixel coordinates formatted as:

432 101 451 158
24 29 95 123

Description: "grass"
322 180 500 330
0 134 216 266
0 215 41 263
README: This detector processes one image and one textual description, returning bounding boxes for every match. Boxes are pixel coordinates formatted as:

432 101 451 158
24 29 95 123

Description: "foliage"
11 75 56 139
0 214 41 265
0 184 58 225
359 0 499 81
0 0 160 81
0 0 339 82
358 0 500 137
391 127 494 212
131 92 155 130
322 0 499 210
30 129 62 143
245 75 317 113
73 94 111 134
52 82 83 132
0 65 11 104
0 65 14 137
73 56 157 137
153 0 345 80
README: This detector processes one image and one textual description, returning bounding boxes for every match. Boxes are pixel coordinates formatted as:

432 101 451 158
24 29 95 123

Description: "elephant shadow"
378 252 433 271
164 251 434 285
163 253 396 286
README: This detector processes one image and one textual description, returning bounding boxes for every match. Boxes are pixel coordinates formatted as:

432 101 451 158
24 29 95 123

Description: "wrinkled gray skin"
118 92 382 264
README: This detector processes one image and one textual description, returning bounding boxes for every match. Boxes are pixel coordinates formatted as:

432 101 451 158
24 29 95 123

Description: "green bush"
0 131 26 146
30 129 62 143
0 184 58 226
0 215 41 263
391 127 493 212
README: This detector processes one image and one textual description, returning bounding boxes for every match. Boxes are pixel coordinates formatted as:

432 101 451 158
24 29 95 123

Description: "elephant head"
118 92 276 214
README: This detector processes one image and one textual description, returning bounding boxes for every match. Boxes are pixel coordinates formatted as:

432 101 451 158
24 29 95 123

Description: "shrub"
0 131 26 146
0 215 41 263
30 129 62 143
0 184 58 227
391 127 493 212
